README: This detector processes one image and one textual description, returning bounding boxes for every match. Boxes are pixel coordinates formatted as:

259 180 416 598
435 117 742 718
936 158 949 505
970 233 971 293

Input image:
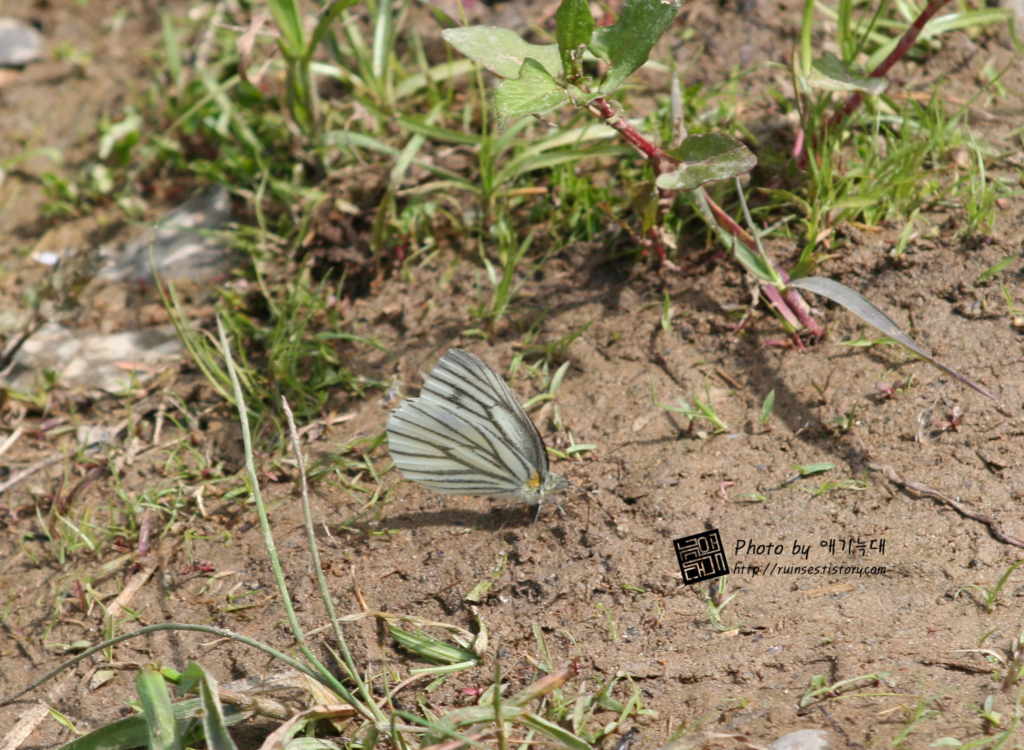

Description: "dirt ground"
1 0 1023 749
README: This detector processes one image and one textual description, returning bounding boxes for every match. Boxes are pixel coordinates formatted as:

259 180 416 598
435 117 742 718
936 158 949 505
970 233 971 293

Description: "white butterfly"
386 348 569 510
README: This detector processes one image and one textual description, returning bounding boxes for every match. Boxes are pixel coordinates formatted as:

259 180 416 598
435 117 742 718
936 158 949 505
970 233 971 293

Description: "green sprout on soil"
835 402 858 433
892 692 943 747
976 253 1021 286
515 320 594 370
933 707 1021 750
705 576 740 632
955 559 1024 614
977 696 1004 730
595 603 619 642
661 291 677 333
758 389 776 432
786 462 835 483
800 477 868 498
652 377 730 436
798 671 892 708
1000 283 1024 317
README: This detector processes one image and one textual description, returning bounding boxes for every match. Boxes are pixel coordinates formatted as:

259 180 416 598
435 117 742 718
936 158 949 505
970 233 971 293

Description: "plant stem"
589 94 823 338
831 0 952 124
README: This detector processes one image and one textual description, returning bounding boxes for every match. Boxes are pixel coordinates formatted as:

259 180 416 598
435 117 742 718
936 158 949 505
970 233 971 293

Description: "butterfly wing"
386 349 549 499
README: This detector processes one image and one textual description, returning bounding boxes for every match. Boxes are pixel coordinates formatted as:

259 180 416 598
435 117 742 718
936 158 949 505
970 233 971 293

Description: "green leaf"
137 664 182 750
656 133 757 191
195 666 239 750
309 0 360 56
493 59 567 128
807 51 888 95
788 276 997 400
441 26 562 79
975 252 1020 285
795 462 834 476
759 390 775 425
555 0 594 83
390 626 481 665
521 712 593 750
589 0 681 94
46 707 82 735
57 698 253 750
267 0 307 58
465 580 493 603
731 236 776 283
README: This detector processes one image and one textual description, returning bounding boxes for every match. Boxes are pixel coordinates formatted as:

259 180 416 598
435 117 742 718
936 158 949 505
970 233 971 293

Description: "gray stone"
770 730 829 750
0 19 43 67
0 321 182 393
96 186 233 283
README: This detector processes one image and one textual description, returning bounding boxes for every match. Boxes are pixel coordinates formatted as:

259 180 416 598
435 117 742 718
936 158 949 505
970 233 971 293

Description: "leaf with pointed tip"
788 276 997 400
656 133 757 191
442 26 561 79
556 0 594 83
589 0 681 94
413 0 462 29
493 59 567 128
806 51 888 95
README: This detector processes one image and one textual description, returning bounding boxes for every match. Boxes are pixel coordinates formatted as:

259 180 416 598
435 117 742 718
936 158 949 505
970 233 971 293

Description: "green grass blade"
187 664 240 750
310 0 360 54
371 0 397 84
161 14 183 91
975 252 1020 285
268 0 307 57
393 59 477 100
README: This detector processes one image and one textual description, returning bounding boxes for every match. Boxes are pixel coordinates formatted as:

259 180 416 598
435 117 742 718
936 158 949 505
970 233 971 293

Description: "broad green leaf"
493 59 567 128
788 276 997 400
807 51 888 95
57 699 252 750
441 26 561 79
589 0 682 94
137 664 182 750
555 0 594 83
656 133 757 191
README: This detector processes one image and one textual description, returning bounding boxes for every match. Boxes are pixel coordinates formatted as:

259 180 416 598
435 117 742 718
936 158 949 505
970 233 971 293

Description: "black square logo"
673 529 729 584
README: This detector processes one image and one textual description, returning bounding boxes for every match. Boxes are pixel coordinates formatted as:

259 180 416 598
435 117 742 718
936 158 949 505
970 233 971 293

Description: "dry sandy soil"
1 0 1023 749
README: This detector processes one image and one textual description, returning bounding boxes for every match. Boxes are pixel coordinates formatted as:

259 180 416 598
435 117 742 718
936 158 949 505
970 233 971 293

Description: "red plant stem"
704 197 823 337
589 96 662 159
831 0 952 125
589 96 823 337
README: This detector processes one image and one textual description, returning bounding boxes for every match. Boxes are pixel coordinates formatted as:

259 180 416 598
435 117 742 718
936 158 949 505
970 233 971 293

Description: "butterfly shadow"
342 501 555 533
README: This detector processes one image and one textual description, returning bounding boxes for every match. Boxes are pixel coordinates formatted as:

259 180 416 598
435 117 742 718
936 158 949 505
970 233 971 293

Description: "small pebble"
0 19 43 67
